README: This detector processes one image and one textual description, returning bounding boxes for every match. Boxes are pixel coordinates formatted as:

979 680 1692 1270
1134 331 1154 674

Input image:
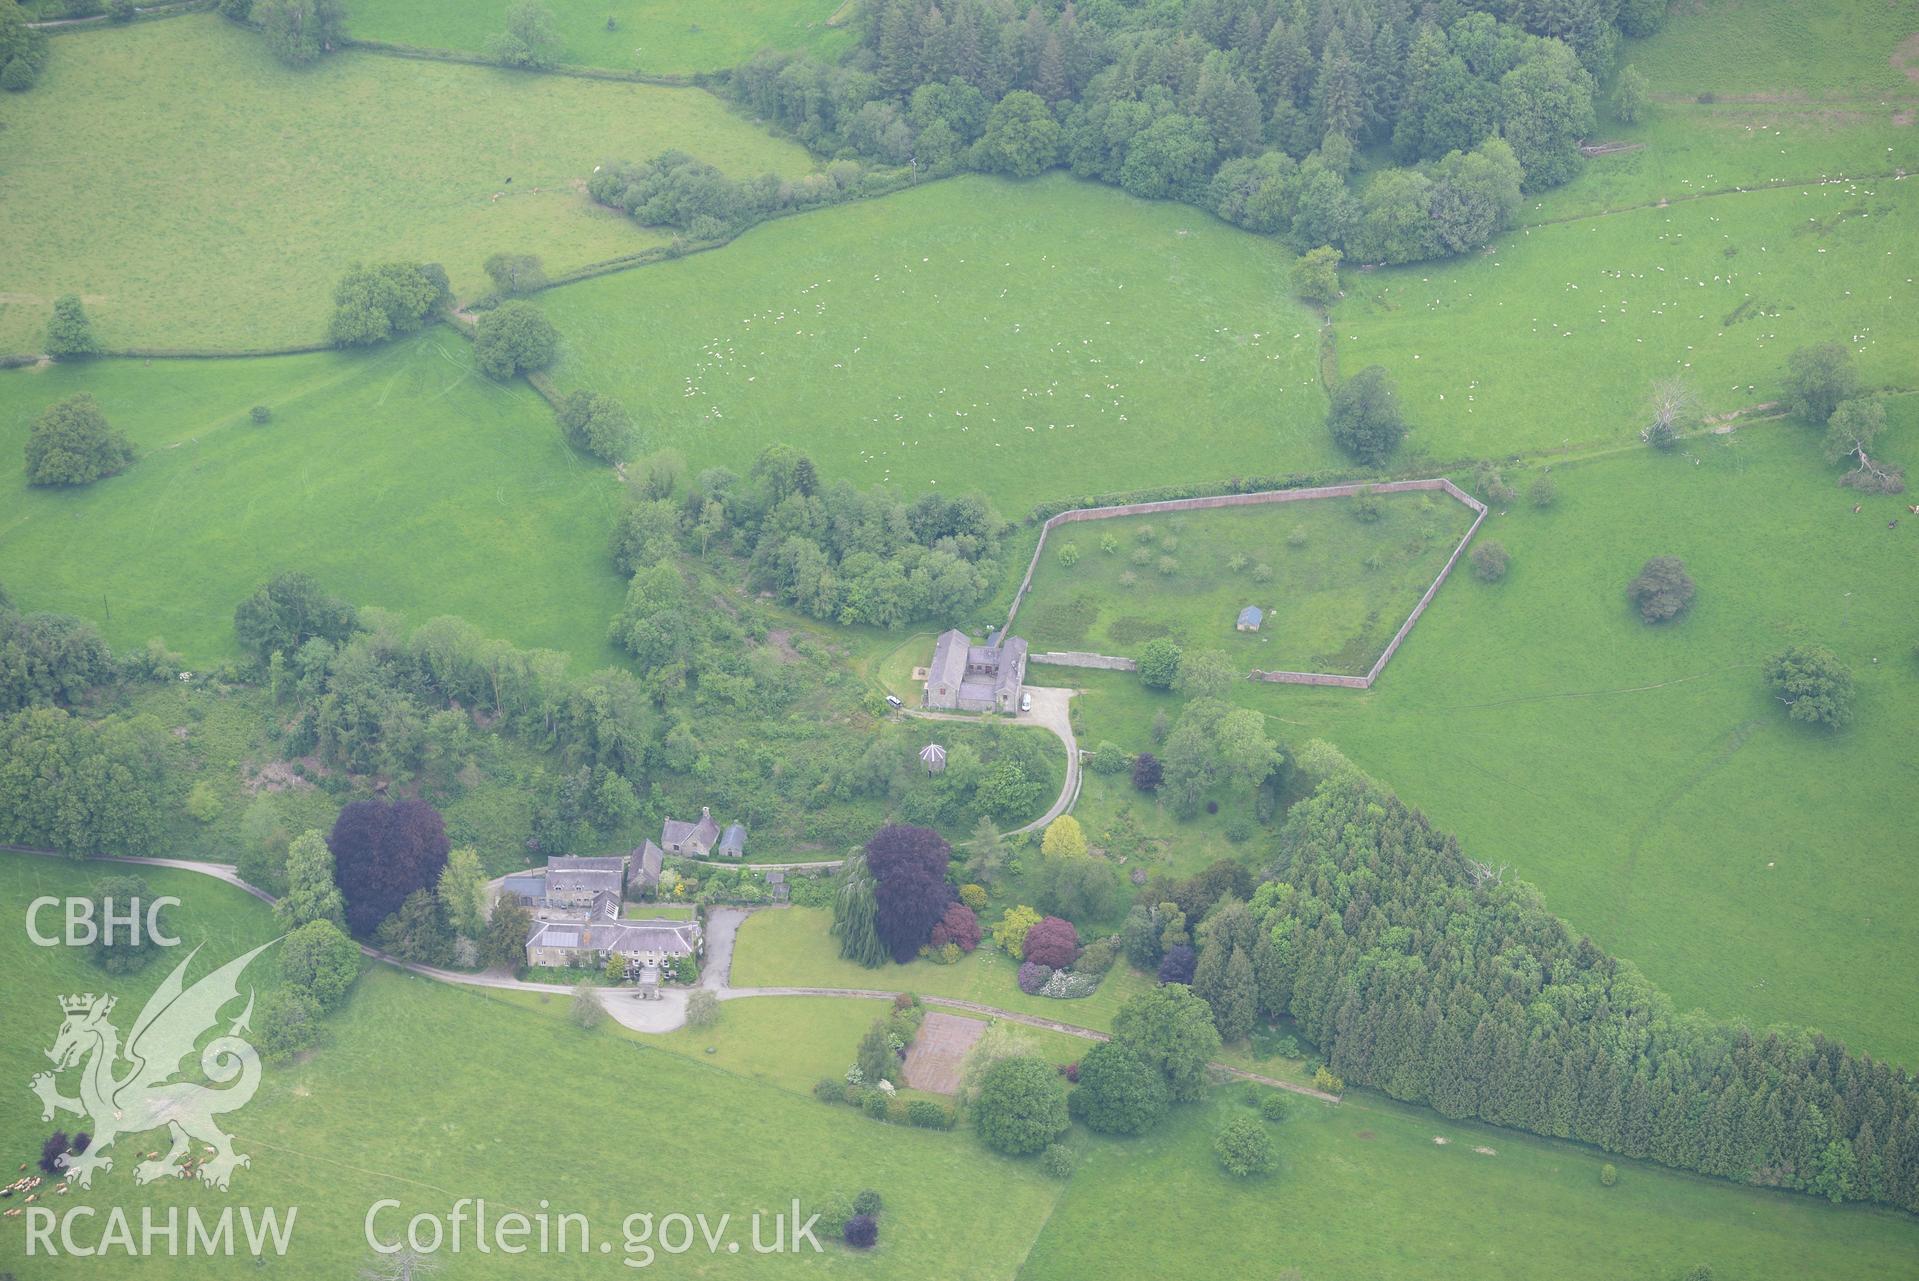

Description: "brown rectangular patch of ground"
901 1011 987 1094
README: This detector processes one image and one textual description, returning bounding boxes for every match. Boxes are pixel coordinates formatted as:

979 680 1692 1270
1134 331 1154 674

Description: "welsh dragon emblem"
29 939 278 1191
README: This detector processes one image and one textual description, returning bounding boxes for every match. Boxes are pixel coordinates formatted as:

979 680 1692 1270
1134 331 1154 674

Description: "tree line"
1194 761 1919 1211
725 0 1659 266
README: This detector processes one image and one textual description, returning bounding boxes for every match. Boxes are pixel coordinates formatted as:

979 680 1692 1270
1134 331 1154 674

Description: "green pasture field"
540 173 1331 516
1623 0 1919 101
1525 102 1918 224
1021 1083 1919 1281
729 905 1155 1031
346 0 856 75
1334 176 1916 462
0 855 1066 1280
1069 419 1919 1066
1015 489 1477 674
0 16 813 352
0 333 629 666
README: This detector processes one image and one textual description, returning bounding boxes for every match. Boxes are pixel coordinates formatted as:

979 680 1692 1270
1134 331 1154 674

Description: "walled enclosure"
1004 479 1487 690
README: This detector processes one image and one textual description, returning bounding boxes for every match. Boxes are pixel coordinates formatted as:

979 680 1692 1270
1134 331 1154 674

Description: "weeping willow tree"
830 849 885 968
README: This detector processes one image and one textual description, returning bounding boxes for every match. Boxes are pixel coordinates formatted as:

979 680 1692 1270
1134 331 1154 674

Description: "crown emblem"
60 993 113 1016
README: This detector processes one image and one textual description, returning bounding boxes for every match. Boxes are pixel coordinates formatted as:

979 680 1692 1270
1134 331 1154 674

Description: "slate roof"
500 873 547 900
662 809 720 850
1238 605 1264 627
545 854 627 898
634 840 664 887
719 823 747 856
927 629 970 692
526 917 700 958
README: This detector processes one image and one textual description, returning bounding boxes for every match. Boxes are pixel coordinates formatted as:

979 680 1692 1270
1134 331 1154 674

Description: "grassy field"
0 854 1068 1280
1334 176 1917 462
540 173 1330 516
1015 489 1477 674
1022 1084 1919 1281
1070 420 1919 1066
0 332 629 665
0 16 813 352
347 0 856 75
517 992 1094 1095
1624 0 1919 100
730 906 1155 1032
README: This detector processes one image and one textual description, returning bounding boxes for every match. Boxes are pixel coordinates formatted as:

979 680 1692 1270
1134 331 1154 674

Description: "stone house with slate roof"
524 891 702 970
923 628 1027 713
661 806 721 856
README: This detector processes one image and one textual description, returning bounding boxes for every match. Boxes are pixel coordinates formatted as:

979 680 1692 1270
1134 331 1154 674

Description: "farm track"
1 846 1338 1102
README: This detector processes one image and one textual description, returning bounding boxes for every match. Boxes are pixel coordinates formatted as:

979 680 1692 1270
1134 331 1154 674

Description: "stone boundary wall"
1006 479 1486 692
1030 651 1138 672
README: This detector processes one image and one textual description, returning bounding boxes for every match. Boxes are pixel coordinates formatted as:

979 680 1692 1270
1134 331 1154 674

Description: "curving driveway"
903 680 1081 836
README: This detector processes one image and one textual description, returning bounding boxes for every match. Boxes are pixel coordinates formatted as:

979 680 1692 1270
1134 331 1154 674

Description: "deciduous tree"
557 390 636 463
1784 343 1859 425
865 824 956 963
1327 365 1407 464
1763 644 1855 730
233 571 358 665
1291 246 1341 305
1022 915 1080 968
474 301 559 378
1626 556 1695 623
44 295 99 357
328 798 452 938
279 918 360 1008
276 829 346 928
256 0 345 67
25 394 134 487
1068 1040 1169 1135
973 1055 1069 1155
1041 815 1085 858
1112 983 1220 1101
486 2 560 70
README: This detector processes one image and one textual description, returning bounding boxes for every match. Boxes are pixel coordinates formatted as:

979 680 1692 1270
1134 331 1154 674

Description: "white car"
1019 692 1032 713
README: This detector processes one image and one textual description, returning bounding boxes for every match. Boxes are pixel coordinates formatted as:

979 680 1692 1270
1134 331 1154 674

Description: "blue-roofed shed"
1236 605 1264 633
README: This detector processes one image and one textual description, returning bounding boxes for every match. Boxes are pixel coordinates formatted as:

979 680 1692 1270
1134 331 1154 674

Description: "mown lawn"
347 0 856 75
1022 1084 1919 1281
729 906 1154 1032
1016 488 1477 674
1072 421 1919 1067
539 173 1331 517
0 15 813 352
0 333 629 665
0 855 1067 1280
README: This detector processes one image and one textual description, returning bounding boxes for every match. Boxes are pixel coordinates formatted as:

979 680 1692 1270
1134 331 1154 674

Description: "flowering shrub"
1017 961 1053 995
1039 969 1099 999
